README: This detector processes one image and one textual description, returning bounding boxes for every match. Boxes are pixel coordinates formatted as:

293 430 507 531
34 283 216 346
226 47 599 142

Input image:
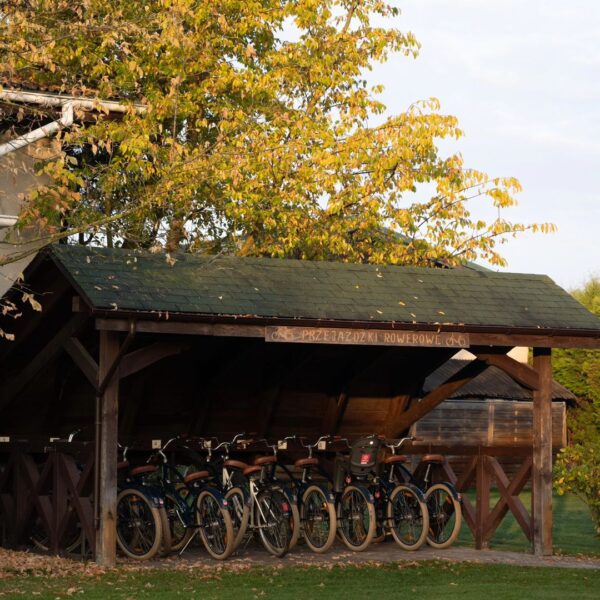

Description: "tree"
553 276 600 534
0 0 554 271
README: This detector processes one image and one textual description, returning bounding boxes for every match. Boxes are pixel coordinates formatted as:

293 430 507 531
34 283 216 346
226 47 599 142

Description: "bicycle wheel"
287 494 301 550
30 516 83 554
386 484 429 551
224 486 250 550
196 490 235 560
255 488 292 557
300 485 337 553
157 506 172 556
164 492 194 552
116 488 163 560
424 483 462 549
337 485 376 552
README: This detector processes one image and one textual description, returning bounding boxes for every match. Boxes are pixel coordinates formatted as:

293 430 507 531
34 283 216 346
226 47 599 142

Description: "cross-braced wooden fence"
0 444 95 555
0 442 537 557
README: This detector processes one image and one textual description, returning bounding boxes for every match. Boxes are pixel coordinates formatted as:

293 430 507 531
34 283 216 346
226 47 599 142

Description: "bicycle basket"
349 436 382 476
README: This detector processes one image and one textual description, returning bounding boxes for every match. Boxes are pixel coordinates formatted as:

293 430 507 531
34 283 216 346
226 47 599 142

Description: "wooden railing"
408 444 535 549
0 442 537 556
0 443 95 555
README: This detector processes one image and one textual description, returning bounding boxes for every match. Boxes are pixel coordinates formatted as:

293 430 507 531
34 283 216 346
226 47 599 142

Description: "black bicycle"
390 443 462 548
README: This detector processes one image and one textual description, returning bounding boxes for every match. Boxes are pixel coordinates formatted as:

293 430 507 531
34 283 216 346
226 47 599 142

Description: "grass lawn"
457 492 600 556
0 562 599 600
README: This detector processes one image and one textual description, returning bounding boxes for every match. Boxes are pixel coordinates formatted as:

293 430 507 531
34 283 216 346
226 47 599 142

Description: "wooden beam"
119 342 187 379
473 351 539 390
532 347 553 556
96 318 600 349
63 337 99 389
383 394 411 438
475 455 491 549
485 456 532 542
0 313 89 410
96 318 265 339
391 359 488 432
470 332 600 349
95 330 120 568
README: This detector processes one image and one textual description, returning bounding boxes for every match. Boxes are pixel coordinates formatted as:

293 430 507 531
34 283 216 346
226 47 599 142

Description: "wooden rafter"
473 350 540 390
119 342 187 379
63 337 99 389
391 359 489 433
0 313 89 410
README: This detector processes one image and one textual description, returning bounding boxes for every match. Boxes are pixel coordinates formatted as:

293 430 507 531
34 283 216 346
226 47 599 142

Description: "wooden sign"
265 326 469 348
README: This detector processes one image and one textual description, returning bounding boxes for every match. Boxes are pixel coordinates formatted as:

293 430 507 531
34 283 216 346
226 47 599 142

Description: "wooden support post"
532 347 553 556
95 331 120 567
475 454 490 550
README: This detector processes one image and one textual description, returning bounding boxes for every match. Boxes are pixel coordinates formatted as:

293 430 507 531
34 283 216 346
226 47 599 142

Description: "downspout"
0 90 146 158
0 101 74 158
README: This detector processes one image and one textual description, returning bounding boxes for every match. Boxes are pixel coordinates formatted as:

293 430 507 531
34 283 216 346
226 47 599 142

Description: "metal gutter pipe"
0 90 147 158
0 100 73 158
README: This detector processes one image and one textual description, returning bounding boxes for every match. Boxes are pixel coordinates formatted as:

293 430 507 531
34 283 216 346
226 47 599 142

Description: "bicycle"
391 446 463 549
215 436 296 557
144 436 235 560
116 445 171 560
330 435 378 552
277 435 337 553
380 437 429 550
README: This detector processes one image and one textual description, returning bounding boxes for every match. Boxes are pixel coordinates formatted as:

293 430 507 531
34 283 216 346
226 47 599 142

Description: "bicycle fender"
311 482 335 503
128 483 165 508
202 487 230 510
400 482 426 503
436 481 462 503
352 483 375 503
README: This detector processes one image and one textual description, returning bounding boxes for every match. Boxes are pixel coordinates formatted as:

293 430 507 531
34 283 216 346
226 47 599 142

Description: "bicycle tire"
157 506 172 556
337 485 376 552
255 488 292 557
300 484 337 553
196 490 235 560
424 483 462 549
116 488 163 560
225 486 250 551
164 492 194 553
386 484 429 551
288 494 301 550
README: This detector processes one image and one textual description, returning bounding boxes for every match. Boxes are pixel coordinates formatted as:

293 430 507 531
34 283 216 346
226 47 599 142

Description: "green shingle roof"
48 244 600 333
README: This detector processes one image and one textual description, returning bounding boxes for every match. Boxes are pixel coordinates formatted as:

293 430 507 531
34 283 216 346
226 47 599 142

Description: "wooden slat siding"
412 400 566 447
96 331 120 567
532 348 553 556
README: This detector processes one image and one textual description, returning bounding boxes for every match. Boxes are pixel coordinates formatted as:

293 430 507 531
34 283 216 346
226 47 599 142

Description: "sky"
368 0 600 290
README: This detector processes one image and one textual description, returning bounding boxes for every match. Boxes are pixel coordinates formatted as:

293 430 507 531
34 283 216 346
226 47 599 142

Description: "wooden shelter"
1 244 599 566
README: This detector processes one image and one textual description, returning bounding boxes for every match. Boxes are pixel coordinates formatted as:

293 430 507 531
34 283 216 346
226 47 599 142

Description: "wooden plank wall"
411 399 566 447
